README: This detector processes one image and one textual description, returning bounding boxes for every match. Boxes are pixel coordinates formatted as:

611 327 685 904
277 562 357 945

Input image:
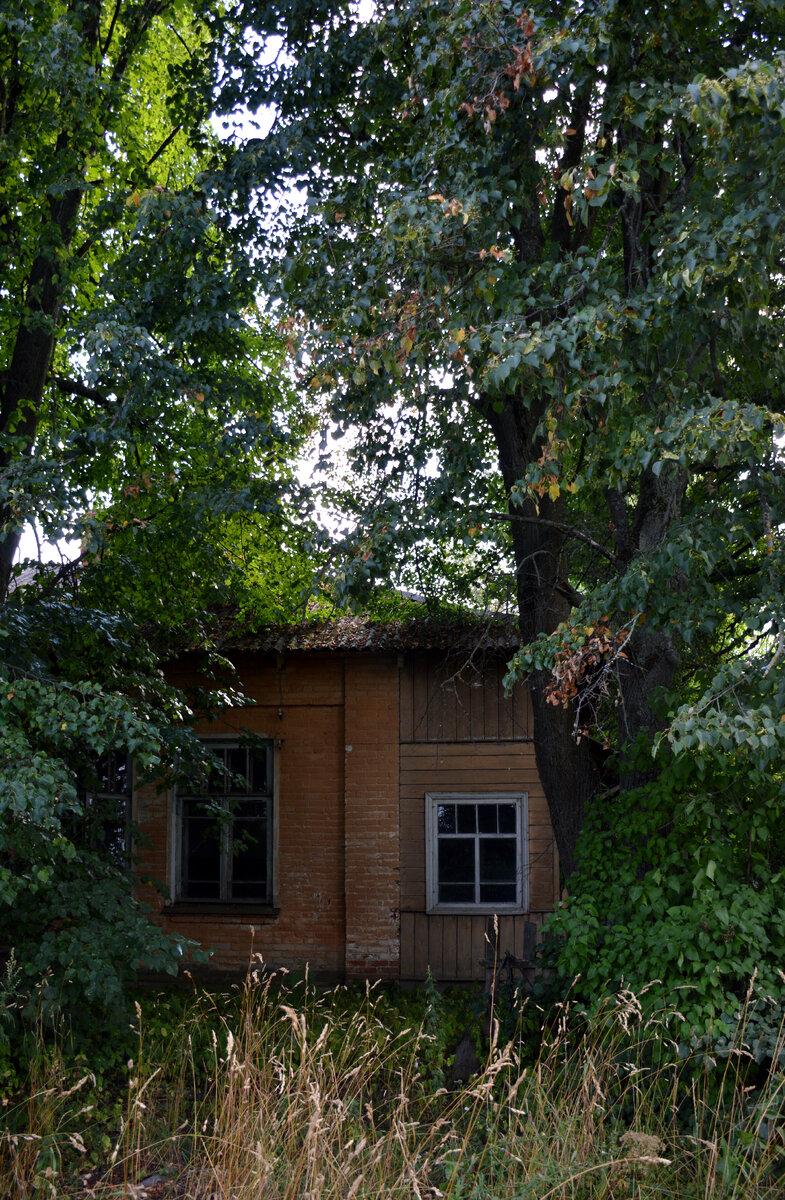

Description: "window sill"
426 905 528 916
165 902 280 919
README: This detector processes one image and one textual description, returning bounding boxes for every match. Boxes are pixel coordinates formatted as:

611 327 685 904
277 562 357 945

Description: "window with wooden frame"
71 750 132 866
176 740 274 903
426 793 528 913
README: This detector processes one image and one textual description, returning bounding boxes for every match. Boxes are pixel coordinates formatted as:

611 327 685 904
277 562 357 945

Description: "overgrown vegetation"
548 742 785 1031
1 970 784 1199
0 0 318 1010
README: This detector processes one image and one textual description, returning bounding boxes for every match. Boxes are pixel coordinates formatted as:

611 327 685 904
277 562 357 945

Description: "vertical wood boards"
399 651 556 982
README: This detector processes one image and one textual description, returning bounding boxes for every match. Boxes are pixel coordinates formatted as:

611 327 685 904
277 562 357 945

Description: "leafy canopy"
241 0 785 1021
0 0 317 1013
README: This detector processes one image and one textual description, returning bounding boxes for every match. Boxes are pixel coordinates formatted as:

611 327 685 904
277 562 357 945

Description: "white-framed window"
175 740 274 903
426 793 528 913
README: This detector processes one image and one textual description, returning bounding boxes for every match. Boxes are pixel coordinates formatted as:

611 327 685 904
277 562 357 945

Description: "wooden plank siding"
399 912 552 982
399 654 558 982
402 653 531 743
399 743 554 914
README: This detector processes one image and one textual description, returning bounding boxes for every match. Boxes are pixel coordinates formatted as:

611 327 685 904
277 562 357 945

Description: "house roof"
213 612 522 655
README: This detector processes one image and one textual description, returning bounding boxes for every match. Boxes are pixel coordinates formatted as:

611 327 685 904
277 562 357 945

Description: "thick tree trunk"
485 405 685 880
0 184 82 598
615 465 686 785
484 396 602 878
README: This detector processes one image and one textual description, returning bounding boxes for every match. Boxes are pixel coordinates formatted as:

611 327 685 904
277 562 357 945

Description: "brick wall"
135 653 348 980
343 656 400 978
135 650 403 981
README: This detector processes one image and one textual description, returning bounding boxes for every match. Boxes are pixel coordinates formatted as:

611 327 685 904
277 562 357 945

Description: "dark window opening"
179 742 273 904
430 796 525 910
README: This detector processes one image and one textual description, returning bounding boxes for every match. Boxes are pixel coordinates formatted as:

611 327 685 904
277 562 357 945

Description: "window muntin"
178 741 273 903
427 793 528 912
73 750 132 866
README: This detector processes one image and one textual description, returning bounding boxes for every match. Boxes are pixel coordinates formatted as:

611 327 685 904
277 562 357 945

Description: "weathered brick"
134 646 557 984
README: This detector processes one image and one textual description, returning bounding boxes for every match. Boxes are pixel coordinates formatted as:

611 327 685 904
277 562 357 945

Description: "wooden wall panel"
399 740 554 913
399 735 558 980
401 654 531 743
399 911 549 981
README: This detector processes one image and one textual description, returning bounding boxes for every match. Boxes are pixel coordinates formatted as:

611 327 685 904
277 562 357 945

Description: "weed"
1 967 783 1198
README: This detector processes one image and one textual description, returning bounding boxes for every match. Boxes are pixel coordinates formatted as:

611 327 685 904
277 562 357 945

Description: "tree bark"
483 401 686 879
0 172 84 598
483 394 602 878
0 0 104 596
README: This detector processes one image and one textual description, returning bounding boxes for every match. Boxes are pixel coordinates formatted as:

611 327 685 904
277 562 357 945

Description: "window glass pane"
479 837 517 883
92 751 129 795
456 805 476 834
439 882 475 903
236 799 266 819
80 752 130 798
183 812 221 899
231 813 268 899
479 882 517 904
477 804 497 834
232 816 266 870
498 803 516 835
439 838 475 884
227 747 248 792
250 748 269 794
437 804 455 834
99 807 128 866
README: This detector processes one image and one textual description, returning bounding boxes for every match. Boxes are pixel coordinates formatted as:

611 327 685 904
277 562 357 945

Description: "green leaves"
250 0 785 903
552 749 785 1032
0 0 324 1018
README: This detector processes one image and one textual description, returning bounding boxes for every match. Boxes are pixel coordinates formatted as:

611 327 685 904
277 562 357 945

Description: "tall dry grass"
2 966 784 1198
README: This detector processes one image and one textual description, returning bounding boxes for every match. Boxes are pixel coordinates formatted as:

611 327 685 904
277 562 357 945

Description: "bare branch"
101 0 124 59
484 510 623 569
147 124 183 169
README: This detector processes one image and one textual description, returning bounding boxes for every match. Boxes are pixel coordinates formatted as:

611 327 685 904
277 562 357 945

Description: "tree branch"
551 85 592 255
484 510 624 569
101 0 124 60
146 124 183 168
51 374 111 408
110 1 168 86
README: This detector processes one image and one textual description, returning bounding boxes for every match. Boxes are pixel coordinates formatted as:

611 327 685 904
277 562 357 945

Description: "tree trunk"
483 395 601 878
0 180 83 598
485 403 685 879
0 2 103 597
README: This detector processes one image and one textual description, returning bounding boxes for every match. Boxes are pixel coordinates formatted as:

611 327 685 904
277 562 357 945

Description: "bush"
548 742 785 1033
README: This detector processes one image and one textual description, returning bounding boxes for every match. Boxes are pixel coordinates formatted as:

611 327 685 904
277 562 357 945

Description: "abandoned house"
133 615 560 983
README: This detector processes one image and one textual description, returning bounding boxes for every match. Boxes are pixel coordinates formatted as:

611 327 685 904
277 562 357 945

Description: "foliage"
2 976 785 1198
232 0 785 1011
0 0 317 1014
243 0 785 877
550 735 785 1030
